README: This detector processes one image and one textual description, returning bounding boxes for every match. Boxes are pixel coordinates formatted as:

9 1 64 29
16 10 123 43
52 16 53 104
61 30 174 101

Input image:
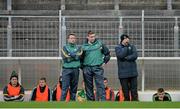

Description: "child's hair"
157 88 164 93
88 31 94 35
103 77 108 81
67 33 76 39
40 77 46 82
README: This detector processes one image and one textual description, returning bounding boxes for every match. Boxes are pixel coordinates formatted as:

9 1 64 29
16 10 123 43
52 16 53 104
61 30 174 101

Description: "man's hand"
69 52 76 58
101 63 106 68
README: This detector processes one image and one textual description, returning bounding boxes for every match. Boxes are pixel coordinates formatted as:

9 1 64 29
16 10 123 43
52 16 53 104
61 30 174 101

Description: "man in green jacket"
81 31 110 101
61 33 82 101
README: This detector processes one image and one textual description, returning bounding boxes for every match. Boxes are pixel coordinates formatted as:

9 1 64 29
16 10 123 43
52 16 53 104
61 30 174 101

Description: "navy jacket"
115 43 138 78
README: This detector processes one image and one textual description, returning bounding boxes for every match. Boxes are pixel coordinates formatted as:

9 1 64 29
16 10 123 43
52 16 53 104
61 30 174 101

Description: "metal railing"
0 10 180 91
0 10 179 57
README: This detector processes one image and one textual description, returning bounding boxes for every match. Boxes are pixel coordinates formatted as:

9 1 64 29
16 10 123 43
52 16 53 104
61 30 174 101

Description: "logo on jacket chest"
128 46 131 50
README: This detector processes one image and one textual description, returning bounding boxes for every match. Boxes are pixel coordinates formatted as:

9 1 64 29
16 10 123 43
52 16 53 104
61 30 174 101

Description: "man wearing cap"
3 71 25 101
81 31 111 101
115 34 138 101
61 33 82 101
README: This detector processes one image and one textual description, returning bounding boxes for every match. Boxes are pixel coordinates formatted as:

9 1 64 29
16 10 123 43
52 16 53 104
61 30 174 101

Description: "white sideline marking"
0 107 179 109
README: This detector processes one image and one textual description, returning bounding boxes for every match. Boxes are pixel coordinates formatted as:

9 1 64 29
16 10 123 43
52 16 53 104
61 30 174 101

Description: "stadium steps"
0 0 179 10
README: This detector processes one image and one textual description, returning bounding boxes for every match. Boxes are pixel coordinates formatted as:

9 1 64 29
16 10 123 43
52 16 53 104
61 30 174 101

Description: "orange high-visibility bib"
35 85 49 101
7 84 20 96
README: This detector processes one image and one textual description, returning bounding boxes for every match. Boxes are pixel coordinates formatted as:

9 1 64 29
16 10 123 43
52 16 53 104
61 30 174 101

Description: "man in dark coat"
115 34 138 101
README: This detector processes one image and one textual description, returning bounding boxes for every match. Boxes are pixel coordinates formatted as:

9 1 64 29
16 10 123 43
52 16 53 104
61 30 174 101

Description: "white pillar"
61 0 65 10
167 0 172 10
7 0 12 11
114 0 119 10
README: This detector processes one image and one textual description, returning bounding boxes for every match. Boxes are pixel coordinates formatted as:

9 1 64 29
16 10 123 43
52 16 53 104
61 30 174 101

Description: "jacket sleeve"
152 93 157 101
101 43 111 64
61 46 73 63
11 95 24 102
125 45 138 61
115 45 128 59
115 91 120 101
48 88 52 101
3 95 24 102
52 86 57 101
165 93 172 101
110 89 115 101
80 50 86 68
74 47 83 61
3 86 14 101
30 87 37 101
14 86 25 101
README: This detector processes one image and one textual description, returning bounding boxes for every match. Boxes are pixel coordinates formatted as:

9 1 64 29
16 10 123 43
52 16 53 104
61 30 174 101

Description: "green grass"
0 102 180 108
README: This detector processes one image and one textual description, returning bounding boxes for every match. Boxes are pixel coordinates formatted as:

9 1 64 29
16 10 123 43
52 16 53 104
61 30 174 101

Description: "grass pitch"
0 101 180 108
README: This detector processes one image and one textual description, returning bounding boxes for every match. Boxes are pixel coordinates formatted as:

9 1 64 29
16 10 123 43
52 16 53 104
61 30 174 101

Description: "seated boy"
153 88 171 101
3 71 24 101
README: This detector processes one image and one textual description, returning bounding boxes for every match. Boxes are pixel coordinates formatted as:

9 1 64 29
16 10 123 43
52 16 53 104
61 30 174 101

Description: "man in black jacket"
115 34 138 101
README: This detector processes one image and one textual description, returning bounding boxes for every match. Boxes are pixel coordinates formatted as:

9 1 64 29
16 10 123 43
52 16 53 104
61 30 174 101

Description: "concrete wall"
0 0 180 10
12 0 61 10
1 91 180 101
0 0 6 10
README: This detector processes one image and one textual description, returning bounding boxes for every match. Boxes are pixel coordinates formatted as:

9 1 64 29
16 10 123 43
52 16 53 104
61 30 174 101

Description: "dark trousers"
61 68 79 101
119 76 138 101
83 66 106 101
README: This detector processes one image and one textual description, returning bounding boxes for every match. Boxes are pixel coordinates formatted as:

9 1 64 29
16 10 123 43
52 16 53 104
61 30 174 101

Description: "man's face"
10 77 18 86
68 35 76 44
39 80 46 87
157 92 165 100
87 34 96 43
104 80 108 88
122 37 130 46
